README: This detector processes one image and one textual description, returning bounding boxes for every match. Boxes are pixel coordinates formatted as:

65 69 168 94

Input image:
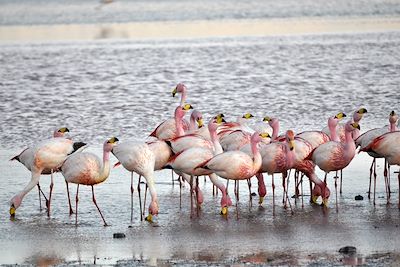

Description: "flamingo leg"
75 184 79 226
282 174 287 207
309 179 313 203
65 180 74 215
334 174 339 212
171 169 174 186
91 186 108 226
37 184 42 211
373 159 377 206
272 174 275 216
47 169 54 217
388 163 391 199
384 160 389 204
300 174 304 208
137 174 144 222
368 158 374 199
397 169 400 209
190 176 194 219
339 169 343 194
247 179 252 206
143 183 148 218
179 175 182 209
235 180 240 220
196 176 200 217
284 174 294 215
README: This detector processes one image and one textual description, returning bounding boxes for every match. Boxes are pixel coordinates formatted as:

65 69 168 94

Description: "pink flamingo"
60 137 119 226
360 130 400 208
165 118 233 216
149 83 190 140
9 138 86 217
196 132 270 217
10 127 72 213
311 121 360 210
356 110 398 204
262 116 280 141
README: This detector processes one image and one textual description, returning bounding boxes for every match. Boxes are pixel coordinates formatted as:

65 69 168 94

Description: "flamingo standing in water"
360 130 400 208
9 138 86 217
165 118 232 216
61 137 119 226
356 110 399 204
196 132 270 217
311 121 360 210
10 127 71 213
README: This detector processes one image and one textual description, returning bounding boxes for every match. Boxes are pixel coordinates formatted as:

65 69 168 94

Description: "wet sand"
0 16 400 42
2 148 400 266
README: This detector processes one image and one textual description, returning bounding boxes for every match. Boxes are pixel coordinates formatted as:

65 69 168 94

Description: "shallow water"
1 27 400 265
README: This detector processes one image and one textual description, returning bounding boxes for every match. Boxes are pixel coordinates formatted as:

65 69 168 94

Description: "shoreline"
0 16 400 42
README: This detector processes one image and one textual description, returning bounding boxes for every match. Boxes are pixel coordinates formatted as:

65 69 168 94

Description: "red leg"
47 169 54 217
92 186 108 226
368 158 374 199
75 184 79 226
65 180 74 215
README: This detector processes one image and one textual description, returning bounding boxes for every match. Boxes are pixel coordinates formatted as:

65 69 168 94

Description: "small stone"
113 233 126 238
355 195 364 201
128 225 133 228
339 246 357 254
251 192 257 196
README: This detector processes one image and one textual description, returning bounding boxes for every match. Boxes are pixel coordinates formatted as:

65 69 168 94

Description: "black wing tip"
73 142 87 152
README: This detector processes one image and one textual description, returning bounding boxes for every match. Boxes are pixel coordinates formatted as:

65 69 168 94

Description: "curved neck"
179 90 187 106
271 120 279 141
285 143 295 169
97 150 111 183
189 115 197 131
251 140 262 173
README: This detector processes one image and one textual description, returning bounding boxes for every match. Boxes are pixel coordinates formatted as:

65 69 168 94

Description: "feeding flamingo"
311 121 360 210
9 138 87 217
10 127 71 213
61 137 119 226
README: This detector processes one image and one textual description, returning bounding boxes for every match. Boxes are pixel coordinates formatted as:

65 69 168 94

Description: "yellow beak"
220 206 228 215
311 195 319 204
289 140 295 151
197 119 204 128
145 214 153 223
322 198 329 207
10 206 16 216
258 197 264 205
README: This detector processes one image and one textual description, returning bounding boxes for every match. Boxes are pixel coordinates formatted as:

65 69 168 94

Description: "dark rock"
339 246 357 254
355 195 364 201
113 233 126 239
251 192 257 196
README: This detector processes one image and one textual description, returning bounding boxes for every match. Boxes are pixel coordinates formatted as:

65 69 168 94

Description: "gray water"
1 0 400 26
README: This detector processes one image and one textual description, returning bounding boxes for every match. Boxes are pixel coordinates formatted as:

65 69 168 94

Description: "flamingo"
262 116 280 141
360 131 400 208
356 110 399 204
112 140 160 223
218 113 255 151
311 121 360 210
10 127 71 213
149 83 189 140
9 138 87 217
165 118 232 216
60 137 119 226
196 132 270 217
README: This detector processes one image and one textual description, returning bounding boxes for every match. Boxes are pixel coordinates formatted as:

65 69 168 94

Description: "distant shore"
0 16 400 42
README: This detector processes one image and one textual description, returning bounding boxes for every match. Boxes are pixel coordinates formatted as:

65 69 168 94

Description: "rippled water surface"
1 31 400 265
1 0 400 26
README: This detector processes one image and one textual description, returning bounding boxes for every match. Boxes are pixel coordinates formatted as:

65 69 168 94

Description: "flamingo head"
252 132 271 144
328 112 346 129
242 113 254 119
285 130 295 151
175 104 193 119
353 108 368 122
208 117 226 133
10 194 23 215
389 110 398 124
191 110 204 128
346 121 360 132
145 200 159 223
171 83 187 97
213 113 225 124
104 137 119 152
53 127 70 138
312 184 331 204
263 116 278 128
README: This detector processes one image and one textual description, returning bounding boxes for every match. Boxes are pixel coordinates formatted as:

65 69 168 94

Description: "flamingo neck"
175 113 185 137
98 150 111 183
210 127 223 155
285 144 296 169
389 121 398 132
328 118 339 142
271 121 279 141
344 129 356 159
251 140 262 173
179 90 187 106
189 115 196 131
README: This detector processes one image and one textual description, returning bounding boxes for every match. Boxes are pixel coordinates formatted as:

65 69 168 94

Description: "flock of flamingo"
9 83 400 226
